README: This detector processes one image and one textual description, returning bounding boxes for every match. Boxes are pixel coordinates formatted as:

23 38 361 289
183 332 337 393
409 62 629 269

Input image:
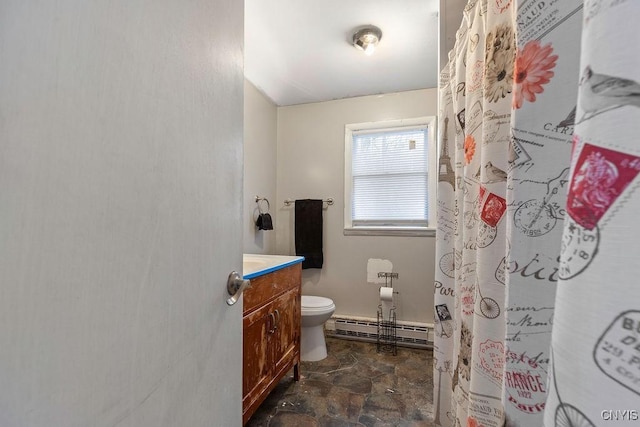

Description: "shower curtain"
434 1 640 426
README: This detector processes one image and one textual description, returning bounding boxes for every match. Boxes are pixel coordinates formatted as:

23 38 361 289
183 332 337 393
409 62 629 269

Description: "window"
344 117 436 236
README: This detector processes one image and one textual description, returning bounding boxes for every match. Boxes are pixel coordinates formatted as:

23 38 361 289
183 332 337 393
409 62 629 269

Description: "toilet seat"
301 296 335 312
302 295 333 308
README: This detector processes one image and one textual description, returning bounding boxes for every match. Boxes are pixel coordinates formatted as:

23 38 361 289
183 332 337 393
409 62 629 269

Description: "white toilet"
300 295 335 362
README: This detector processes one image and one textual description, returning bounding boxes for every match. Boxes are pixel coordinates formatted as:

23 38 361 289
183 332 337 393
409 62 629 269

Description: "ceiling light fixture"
352 26 382 56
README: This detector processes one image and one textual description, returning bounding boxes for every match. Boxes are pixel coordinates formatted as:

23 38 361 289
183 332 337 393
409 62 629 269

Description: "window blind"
351 126 429 226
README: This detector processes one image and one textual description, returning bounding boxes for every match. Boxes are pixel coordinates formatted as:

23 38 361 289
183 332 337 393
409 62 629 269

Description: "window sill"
343 227 436 237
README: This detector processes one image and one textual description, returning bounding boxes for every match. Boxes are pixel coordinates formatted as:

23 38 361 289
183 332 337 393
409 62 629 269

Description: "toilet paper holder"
376 272 398 355
377 272 398 287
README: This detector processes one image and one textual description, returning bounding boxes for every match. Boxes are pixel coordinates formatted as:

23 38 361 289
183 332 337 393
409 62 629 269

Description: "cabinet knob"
268 312 276 334
273 309 280 331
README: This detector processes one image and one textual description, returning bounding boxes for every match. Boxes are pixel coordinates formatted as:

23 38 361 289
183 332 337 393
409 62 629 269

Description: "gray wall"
276 89 438 324
243 80 278 254
439 0 467 70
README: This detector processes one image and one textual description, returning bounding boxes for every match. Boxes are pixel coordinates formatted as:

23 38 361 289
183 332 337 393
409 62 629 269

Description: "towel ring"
255 196 270 214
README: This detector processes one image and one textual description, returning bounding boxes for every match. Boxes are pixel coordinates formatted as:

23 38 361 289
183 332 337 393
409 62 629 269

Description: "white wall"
276 89 437 324
243 80 278 254
0 1 243 425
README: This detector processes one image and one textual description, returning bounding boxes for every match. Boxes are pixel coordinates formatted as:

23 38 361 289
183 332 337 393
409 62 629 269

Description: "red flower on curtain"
464 135 476 165
467 416 485 427
512 40 558 109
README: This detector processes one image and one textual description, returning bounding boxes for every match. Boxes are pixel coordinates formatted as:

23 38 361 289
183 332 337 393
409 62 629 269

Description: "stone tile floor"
246 337 434 427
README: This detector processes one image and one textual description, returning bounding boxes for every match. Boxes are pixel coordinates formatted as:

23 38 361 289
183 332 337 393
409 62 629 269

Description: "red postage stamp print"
480 190 507 227
567 142 640 230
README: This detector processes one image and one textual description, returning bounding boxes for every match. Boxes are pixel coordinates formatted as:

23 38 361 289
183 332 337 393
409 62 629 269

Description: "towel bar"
284 198 333 206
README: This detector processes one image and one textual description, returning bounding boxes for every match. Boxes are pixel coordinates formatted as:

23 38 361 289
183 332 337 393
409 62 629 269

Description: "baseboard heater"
326 316 433 349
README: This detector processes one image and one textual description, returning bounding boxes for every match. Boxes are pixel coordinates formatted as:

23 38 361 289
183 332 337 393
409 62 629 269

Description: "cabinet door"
271 288 300 379
242 303 272 410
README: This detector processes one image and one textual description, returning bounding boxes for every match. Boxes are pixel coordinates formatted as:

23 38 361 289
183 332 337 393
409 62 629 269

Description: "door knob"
226 271 251 306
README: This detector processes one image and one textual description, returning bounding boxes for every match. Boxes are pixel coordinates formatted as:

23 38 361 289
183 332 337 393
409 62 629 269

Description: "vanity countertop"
243 254 304 280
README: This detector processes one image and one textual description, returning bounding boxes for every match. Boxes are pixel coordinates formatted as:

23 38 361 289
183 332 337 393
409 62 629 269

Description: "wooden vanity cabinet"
242 264 301 425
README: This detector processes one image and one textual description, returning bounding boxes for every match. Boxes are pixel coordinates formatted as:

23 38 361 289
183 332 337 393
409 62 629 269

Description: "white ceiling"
245 0 440 107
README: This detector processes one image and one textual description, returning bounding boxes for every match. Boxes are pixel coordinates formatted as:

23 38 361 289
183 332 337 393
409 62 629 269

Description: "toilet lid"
301 295 334 308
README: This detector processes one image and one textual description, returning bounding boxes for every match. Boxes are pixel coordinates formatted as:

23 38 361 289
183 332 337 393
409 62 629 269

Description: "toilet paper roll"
380 287 394 321
379 286 394 302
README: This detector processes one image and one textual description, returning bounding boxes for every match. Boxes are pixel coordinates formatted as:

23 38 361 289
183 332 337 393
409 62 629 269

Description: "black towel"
295 199 323 269
256 213 273 230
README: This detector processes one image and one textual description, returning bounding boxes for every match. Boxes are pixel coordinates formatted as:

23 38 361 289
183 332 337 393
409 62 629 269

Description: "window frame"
343 116 437 237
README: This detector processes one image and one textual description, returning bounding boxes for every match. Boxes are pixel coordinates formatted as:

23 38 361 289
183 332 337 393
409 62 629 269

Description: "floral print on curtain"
434 0 584 426
545 1 640 425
